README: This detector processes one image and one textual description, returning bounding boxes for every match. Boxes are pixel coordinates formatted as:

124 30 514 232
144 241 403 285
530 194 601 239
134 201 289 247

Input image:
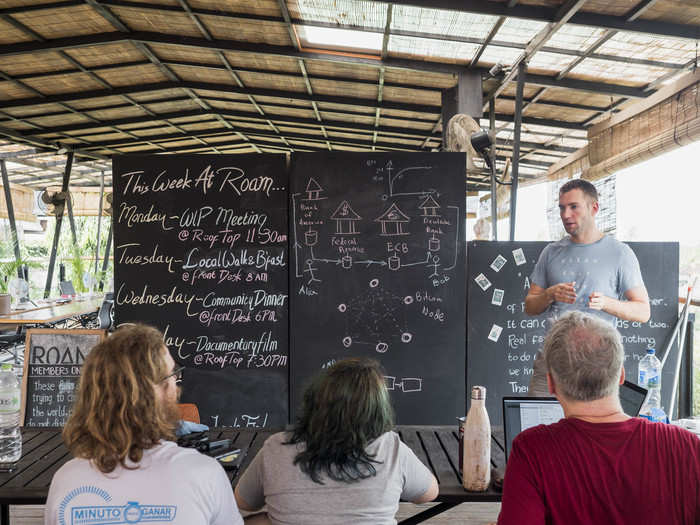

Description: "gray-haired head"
543 311 624 401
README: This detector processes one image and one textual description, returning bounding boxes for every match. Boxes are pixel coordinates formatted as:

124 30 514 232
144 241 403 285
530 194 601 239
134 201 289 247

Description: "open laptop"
503 380 648 460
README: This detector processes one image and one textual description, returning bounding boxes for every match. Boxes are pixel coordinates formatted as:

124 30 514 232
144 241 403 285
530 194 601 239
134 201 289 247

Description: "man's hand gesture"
547 282 577 304
588 291 607 311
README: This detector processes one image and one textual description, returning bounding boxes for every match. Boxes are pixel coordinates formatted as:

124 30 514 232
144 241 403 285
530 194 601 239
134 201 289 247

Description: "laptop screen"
503 381 648 460
619 380 648 417
503 398 563 460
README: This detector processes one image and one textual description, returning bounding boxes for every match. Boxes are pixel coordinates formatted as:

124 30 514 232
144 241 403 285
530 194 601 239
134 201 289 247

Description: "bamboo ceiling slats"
644 1 700 26
201 16 292 46
188 0 281 17
0 0 697 189
111 7 203 38
93 64 167 88
65 43 144 67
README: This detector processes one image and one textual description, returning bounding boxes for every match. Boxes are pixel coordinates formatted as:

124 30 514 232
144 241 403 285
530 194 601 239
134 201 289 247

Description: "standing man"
525 179 650 395
45 324 244 525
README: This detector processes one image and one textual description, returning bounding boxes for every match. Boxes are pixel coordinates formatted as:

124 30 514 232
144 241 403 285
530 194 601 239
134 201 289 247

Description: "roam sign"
21 328 105 427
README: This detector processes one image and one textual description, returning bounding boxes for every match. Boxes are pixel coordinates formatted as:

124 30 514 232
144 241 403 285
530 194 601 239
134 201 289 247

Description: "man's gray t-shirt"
236 431 433 525
527 235 645 396
530 235 645 324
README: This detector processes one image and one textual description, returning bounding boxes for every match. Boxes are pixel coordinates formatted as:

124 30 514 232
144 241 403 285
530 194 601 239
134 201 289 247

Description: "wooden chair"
177 403 200 423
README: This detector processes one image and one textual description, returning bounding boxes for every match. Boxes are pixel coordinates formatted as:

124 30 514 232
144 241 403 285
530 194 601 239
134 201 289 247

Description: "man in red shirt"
497 311 699 525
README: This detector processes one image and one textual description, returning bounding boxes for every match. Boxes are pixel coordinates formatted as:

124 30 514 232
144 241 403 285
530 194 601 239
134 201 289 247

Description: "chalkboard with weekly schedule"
113 154 289 429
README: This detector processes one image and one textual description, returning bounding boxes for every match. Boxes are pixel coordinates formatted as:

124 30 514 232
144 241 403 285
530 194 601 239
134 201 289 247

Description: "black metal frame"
43 152 73 299
678 313 695 419
0 160 21 265
509 62 526 241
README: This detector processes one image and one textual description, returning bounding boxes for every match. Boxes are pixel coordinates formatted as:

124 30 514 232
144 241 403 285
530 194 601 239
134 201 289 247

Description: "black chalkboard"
289 152 466 424
467 241 679 425
112 154 289 428
21 328 105 427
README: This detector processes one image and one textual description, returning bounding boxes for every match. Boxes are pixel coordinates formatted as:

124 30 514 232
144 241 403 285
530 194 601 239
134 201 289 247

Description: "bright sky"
489 140 700 247
616 143 700 245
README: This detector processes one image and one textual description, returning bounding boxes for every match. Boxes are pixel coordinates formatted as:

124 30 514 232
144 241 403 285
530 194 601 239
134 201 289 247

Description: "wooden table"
0 298 102 327
396 426 504 524
0 426 504 524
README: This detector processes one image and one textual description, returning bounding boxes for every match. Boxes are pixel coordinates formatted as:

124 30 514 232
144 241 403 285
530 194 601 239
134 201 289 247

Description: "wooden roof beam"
497 139 576 154
132 39 234 153
21 104 581 144
0 95 189 126
0 78 441 114
70 126 429 153
524 73 645 98
0 124 111 165
101 134 412 156
20 108 440 141
493 113 585 131
0 32 662 98
0 12 175 156
0 31 468 76
164 0 292 153
64 120 578 159
0 73 645 121
5 57 444 96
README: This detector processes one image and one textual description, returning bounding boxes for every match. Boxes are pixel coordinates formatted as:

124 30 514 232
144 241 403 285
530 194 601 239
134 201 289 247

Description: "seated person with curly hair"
45 324 243 525
235 358 438 525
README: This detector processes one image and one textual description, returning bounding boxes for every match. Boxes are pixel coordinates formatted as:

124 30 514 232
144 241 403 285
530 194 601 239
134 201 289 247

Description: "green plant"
0 260 18 294
0 238 40 294
51 216 101 294
64 244 88 293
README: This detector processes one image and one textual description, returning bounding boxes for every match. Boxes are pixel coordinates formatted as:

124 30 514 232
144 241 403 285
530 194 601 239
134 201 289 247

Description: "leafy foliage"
0 237 41 294
43 215 113 293
0 214 113 297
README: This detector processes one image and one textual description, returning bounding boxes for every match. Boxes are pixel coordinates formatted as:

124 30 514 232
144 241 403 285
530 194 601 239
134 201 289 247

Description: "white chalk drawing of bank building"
331 200 361 235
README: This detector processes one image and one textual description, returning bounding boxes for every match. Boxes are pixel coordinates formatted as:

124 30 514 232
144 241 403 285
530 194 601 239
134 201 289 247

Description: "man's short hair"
559 179 598 203
63 324 176 473
544 311 624 401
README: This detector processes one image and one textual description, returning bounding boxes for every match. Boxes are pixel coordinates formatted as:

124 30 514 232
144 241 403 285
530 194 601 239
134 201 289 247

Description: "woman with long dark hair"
235 358 438 524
